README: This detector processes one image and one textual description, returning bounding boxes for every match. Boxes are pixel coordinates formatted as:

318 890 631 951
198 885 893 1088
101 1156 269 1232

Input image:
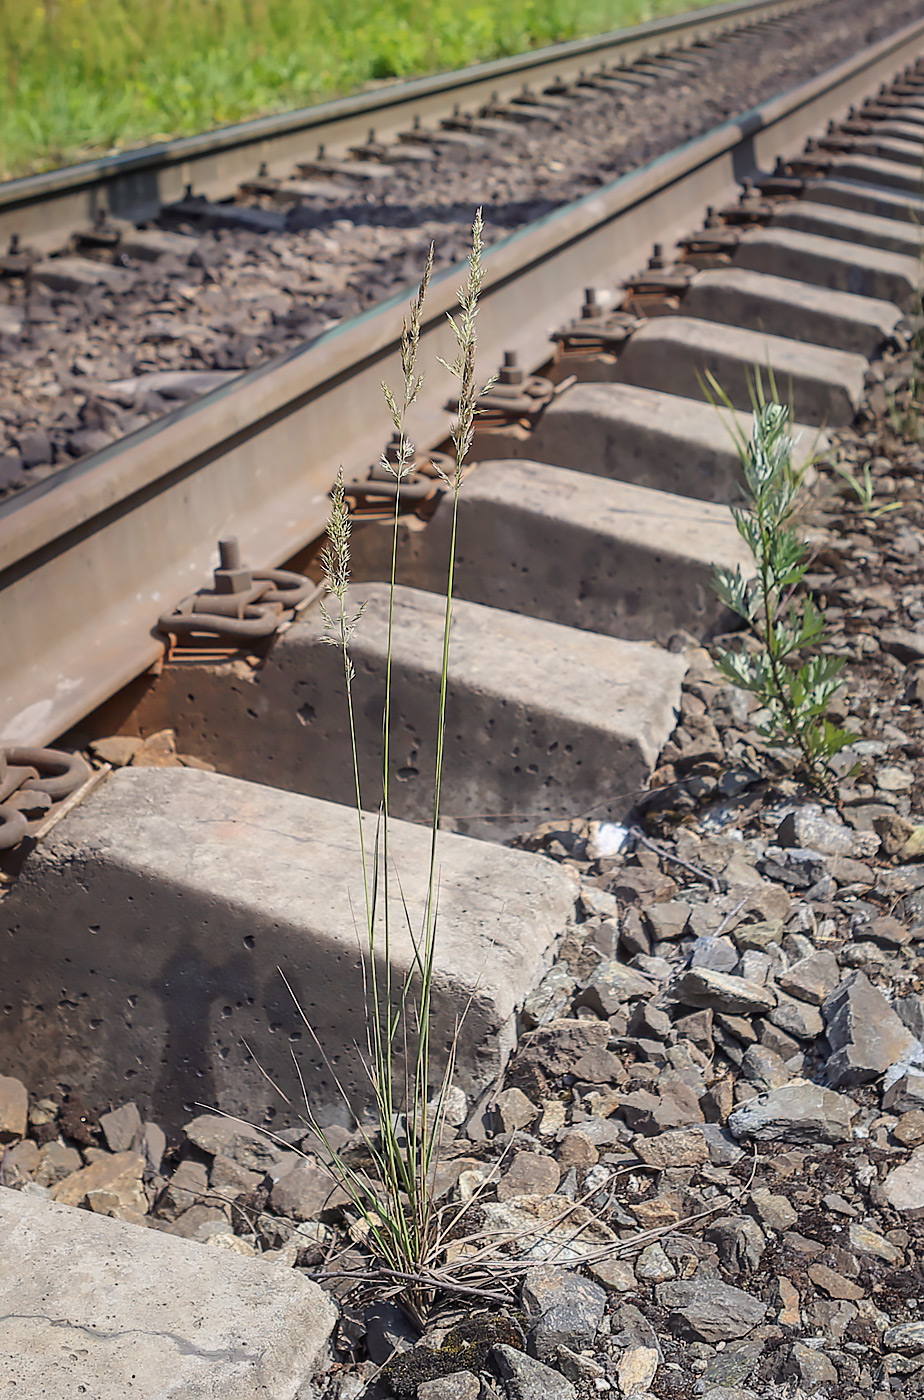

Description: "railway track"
0 0 810 254
1 2 924 1133
3 9 924 1388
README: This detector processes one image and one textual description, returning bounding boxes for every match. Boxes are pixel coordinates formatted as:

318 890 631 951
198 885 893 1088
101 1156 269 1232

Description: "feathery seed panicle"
383 243 435 480
438 209 493 486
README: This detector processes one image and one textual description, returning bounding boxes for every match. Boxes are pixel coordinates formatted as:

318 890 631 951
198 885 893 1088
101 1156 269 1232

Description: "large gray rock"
0 1186 336 1398
777 950 841 1006
521 1265 606 1359
184 1114 282 1172
727 1081 856 1144
823 972 917 1087
878 1146 924 1218
492 1345 577 1400
668 969 776 1016
777 806 878 858
656 1279 767 1341
704 1215 766 1272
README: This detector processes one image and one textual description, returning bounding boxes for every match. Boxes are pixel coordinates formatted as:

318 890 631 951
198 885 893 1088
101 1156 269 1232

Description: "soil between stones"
0 0 922 499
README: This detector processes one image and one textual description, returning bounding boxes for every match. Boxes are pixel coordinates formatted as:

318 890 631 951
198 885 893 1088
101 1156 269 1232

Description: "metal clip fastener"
158 538 319 643
552 289 643 353
461 351 555 425
0 747 90 851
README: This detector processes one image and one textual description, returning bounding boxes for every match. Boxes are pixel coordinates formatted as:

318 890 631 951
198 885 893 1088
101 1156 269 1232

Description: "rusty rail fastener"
0 747 91 852
342 433 453 510
158 537 319 643
458 350 556 424
553 289 643 353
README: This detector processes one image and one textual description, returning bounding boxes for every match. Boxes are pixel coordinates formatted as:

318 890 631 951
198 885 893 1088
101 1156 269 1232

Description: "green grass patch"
2 0 727 179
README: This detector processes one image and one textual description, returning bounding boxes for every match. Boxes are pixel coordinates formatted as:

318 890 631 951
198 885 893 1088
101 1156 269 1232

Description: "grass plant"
288 214 492 1319
832 458 902 517
3 0 729 178
708 376 856 788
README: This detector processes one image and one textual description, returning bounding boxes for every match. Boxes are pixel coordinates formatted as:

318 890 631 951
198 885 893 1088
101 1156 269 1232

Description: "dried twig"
630 825 722 894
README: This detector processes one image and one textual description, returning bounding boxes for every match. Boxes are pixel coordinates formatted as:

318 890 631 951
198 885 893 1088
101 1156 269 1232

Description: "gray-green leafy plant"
709 379 856 787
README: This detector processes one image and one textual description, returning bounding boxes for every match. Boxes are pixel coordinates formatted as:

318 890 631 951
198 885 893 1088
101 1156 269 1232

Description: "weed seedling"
832 458 901 518
709 381 856 789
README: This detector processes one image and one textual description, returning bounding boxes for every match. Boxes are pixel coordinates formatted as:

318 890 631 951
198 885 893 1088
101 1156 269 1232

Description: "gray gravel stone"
656 1278 767 1341
823 972 917 1087
884 1321 924 1355
184 1114 282 1172
699 1123 745 1166
760 847 828 888
747 1186 798 1232
635 1241 676 1282
769 1340 838 1389
701 1340 764 1389
98 1102 143 1153
769 991 824 1041
0 1076 27 1143
727 1081 856 1144
270 1159 342 1221
517 1020 609 1076
418 1373 482 1400
364 1300 420 1364
497 1152 561 1201
777 950 841 1006
848 1221 902 1264
632 1128 710 1167
494 1088 538 1132
896 994 924 1041
577 961 658 1015
209 1153 264 1199
704 1215 766 1272
34 1141 82 1188
492 1345 577 1400
778 806 877 858
690 936 740 973
157 1159 210 1220
878 1145 924 1217
140 1121 166 1175
740 1044 790 1091
627 1002 673 1041
668 969 776 1016
883 1071 924 1114
521 1265 606 1359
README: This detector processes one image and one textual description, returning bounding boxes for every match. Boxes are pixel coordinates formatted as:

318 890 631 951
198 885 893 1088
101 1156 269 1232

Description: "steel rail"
0 0 811 251
3 13 924 748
